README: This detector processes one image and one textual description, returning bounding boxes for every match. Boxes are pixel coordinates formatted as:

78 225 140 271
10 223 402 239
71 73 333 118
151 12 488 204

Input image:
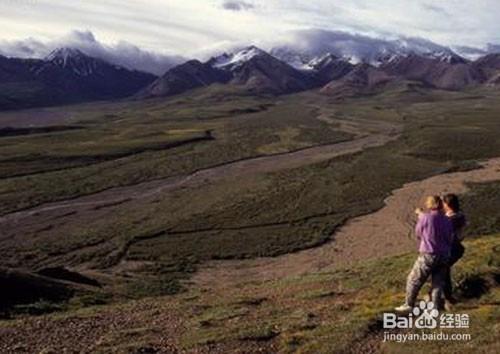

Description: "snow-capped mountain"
305 53 354 85
215 46 315 93
5 38 500 109
271 30 465 69
268 47 314 70
43 47 103 76
139 41 500 100
0 30 183 75
209 45 314 88
307 53 339 70
210 46 267 70
41 47 152 77
378 53 484 90
141 46 316 98
0 47 156 110
423 51 467 64
47 47 88 65
32 47 156 98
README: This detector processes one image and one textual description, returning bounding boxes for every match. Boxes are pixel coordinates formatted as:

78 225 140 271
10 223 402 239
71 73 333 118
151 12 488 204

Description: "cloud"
271 29 456 63
0 38 47 58
452 45 487 60
422 3 449 16
0 0 499 60
222 1 255 11
0 30 183 75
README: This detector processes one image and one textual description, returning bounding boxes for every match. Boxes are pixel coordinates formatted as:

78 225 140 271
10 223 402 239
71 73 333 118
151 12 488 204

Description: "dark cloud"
0 30 183 75
276 29 455 63
422 3 450 16
222 1 254 12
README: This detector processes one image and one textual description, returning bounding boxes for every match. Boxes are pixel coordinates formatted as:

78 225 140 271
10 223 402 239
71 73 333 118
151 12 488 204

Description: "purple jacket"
415 210 453 256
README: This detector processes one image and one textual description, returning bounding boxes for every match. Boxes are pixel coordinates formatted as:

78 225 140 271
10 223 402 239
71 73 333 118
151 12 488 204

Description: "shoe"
394 304 412 312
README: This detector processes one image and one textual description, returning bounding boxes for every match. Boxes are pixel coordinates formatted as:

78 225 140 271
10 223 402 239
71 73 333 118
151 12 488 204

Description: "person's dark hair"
442 193 460 212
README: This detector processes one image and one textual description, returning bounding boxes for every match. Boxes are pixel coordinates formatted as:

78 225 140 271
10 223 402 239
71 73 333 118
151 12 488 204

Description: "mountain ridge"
3 44 500 110
138 45 500 100
0 47 156 110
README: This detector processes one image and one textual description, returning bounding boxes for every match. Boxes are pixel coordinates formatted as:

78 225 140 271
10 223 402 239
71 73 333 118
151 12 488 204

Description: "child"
395 196 453 312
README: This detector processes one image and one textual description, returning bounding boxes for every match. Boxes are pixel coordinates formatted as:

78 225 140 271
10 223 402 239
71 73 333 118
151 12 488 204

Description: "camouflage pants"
405 254 449 308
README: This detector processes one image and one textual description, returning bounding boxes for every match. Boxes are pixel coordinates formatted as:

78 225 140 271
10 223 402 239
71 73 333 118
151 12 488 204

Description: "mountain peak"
243 45 263 52
307 53 339 70
211 46 267 70
43 47 108 77
46 47 87 63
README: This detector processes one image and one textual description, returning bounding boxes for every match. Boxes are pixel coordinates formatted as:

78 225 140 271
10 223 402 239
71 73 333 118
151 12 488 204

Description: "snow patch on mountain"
272 30 465 68
0 30 182 75
46 48 83 64
45 47 102 76
269 47 313 70
307 53 337 69
211 46 266 69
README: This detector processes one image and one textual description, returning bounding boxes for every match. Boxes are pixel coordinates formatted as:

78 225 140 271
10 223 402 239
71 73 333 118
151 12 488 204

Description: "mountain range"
270 35 462 69
2 43 500 110
140 45 500 99
0 48 155 110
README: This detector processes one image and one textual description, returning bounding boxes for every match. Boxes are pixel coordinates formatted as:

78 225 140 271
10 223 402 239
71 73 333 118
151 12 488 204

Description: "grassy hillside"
0 233 497 353
177 234 499 354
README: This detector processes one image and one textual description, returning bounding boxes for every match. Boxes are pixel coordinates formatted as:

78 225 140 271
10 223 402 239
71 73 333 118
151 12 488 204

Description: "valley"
192 156 500 289
0 0 500 354
3 1 500 352
1 62 500 353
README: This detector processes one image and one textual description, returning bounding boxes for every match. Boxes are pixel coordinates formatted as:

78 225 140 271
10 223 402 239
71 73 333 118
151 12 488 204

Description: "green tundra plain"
0 83 499 353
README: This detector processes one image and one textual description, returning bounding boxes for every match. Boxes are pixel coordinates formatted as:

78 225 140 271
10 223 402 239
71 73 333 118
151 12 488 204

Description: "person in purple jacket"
395 195 454 312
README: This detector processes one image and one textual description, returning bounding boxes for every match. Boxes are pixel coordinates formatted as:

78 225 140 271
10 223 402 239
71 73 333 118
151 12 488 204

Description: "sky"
1 0 500 59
